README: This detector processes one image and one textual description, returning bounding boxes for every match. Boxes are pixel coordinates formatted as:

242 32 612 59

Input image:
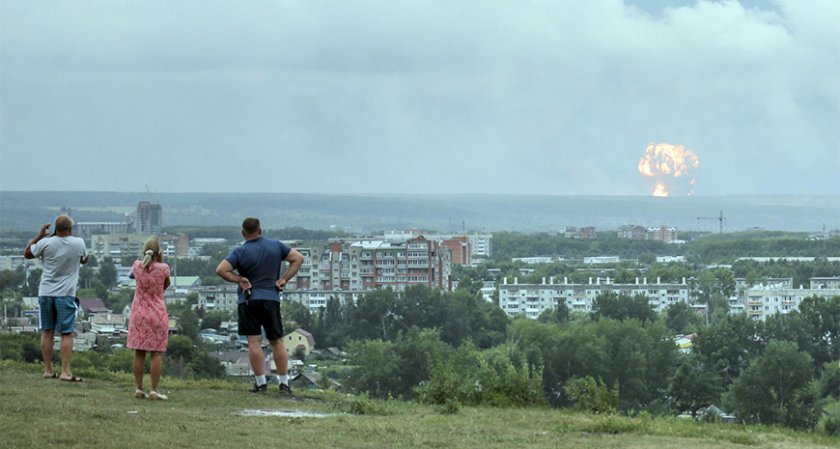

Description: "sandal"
43 372 58 379
149 391 169 401
59 375 83 383
135 389 148 399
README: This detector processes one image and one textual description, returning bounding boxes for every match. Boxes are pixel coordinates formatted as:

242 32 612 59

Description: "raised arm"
24 223 50 259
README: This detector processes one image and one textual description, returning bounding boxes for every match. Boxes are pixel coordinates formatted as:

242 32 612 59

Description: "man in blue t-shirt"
216 217 304 394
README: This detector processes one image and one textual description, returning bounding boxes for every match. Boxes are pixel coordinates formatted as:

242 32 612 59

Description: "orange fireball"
638 142 700 196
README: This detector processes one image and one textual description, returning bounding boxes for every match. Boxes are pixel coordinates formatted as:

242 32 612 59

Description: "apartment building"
284 236 453 312
196 285 239 312
381 229 491 259
74 221 131 241
498 276 691 319
618 224 678 243
90 233 188 259
440 236 471 265
136 201 162 235
742 277 840 321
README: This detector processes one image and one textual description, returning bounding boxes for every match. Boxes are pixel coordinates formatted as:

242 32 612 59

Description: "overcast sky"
1 0 838 196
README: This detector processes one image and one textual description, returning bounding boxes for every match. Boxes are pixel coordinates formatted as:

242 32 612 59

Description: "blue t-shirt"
224 236 292 303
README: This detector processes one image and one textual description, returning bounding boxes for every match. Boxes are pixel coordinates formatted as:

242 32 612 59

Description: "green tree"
346 289 398 341
538 299 569 324
176 306 200 341
186 351 226 379
283 299 312 331
668 356 723 417
798 296 840 368
817 361 840 399
592 292 656 324
99 257 118 289
665 302 701 334
345 339 399 399
730 340 818 429
693 315 762 386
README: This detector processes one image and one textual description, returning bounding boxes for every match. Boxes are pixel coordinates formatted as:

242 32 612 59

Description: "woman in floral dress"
127 237 171 400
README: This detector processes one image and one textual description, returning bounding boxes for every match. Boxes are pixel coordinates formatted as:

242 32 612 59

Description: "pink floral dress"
126 260 170 352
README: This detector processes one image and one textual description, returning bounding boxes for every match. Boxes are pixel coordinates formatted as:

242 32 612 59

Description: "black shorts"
238 300 284 340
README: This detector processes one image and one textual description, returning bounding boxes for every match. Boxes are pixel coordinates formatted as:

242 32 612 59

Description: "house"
89 314 126 336
293 371 341 390
284 328 316 357
674 333 696 354
78 298 111 318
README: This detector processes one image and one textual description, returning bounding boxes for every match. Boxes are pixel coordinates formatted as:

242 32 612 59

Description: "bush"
338 394 390 415
564 376 619 414
0 333 41 363
821 399 840 436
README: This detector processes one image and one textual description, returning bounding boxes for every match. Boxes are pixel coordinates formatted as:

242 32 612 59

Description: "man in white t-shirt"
24 215 88 382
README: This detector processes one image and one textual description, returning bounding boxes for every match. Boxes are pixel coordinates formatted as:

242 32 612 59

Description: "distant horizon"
2 190 837 234
3 190 839 198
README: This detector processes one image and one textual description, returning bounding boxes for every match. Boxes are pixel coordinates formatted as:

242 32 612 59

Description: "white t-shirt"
30 236 88 297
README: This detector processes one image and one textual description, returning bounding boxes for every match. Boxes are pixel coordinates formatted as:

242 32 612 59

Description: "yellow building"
284 328 316 357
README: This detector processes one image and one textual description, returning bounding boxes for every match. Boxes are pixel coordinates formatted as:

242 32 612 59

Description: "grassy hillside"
1 362 836 449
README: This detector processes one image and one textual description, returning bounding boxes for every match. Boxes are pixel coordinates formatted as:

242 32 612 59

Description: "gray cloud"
1 0 837 195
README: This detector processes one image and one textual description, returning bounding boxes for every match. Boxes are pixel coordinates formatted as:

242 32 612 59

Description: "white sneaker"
149 391 169 401
134 389 148 399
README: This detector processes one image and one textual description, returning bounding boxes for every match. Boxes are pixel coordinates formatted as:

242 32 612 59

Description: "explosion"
638 142 700 197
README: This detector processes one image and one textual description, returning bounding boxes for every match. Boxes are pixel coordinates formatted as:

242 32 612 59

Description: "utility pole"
697 210 725 235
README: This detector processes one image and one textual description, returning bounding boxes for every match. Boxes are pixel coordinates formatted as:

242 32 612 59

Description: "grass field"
0 362 837 449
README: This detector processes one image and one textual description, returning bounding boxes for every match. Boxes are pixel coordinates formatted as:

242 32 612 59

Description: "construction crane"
697 210 725 235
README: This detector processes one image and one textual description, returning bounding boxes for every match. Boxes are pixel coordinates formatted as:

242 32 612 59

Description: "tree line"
281 285 839 433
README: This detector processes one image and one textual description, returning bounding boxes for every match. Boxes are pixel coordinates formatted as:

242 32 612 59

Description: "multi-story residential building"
74 221 131 241
734 277 794 302
196 285 239 312
811 277 840 289
283 290 362 313
90 233 188 259
355 236 451 291
283 236 453 312
468 234 492 259
441 236 471 265
381 229 492 259
498 276 691 319
742 277 840 321
618 225 647 240
136 201 162 235
646 225 678 243
91 233 147 259
618 224 678 243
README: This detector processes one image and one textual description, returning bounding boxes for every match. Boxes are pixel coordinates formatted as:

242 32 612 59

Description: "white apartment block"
742 277 840 321
283 290 363 313
196 285 239 313
90 234 147 259
583 256 621 265
498 276 691 319
90 233 188 259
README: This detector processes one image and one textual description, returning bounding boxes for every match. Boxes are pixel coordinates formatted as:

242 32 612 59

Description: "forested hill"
1 191 837 233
